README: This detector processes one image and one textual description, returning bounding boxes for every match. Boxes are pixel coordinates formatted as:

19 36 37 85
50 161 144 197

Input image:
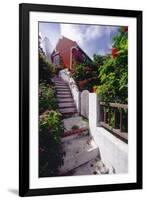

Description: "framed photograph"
19 3 142 197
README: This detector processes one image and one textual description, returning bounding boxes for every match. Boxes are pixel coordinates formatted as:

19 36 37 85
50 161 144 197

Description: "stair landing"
59 136 99 175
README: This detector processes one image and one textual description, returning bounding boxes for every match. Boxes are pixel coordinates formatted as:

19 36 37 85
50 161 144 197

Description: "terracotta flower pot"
92 86 97 93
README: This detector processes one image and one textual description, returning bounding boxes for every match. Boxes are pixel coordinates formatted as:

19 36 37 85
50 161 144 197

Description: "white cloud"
60 24 119 58
98 49 106 56
85 26 102 41
60 24 102 46
60 24 83 44
105 26 118 49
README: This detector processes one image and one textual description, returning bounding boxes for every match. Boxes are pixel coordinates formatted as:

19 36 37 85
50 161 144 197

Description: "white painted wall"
89 93 128 174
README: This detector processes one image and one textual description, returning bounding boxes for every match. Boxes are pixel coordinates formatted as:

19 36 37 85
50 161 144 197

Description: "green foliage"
39 53 56 83
38 50 64 177
93 54 105 68
72 64 85 81
113 27 128 52
39 111 64 177
39 83 58 114
72 58 99 91
97 28 128 104
39 83 64 177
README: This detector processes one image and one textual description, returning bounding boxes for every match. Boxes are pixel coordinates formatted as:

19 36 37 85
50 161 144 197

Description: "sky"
39 22 120 59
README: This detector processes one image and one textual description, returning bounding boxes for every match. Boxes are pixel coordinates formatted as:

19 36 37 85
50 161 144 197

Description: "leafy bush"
39 110 64 177
93 54 105 71
39 83 58 114
72 59 98 91
72 64 85 81
38 51 64 177
39 53 56 83
97 27 128 104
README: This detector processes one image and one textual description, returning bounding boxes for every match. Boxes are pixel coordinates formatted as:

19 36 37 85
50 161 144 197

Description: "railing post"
120 109 123 132
104 106 108 124
97 95 101 126
103 106 106 123
114 108 117 129
100 105 104 122
79 91 81 114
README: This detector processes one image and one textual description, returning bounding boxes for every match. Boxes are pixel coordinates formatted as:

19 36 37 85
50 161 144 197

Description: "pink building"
51 36 92 71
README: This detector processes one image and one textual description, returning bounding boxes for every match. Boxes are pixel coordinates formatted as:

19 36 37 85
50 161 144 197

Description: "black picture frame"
19 3 143 197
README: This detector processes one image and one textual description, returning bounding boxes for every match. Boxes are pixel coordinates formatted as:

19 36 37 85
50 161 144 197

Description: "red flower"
112 48 118 58
124 26 128 32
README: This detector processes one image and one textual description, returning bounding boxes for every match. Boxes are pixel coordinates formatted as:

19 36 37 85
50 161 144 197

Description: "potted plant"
92 85 98 93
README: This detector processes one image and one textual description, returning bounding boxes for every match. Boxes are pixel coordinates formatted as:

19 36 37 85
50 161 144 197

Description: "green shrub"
97 28 128 104
39 110 64 177
72 62 98 91
39 53 56 83
72 64 85 81
39 83 58 114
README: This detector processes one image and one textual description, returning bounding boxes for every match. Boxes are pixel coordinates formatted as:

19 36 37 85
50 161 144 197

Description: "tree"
97 27 128 104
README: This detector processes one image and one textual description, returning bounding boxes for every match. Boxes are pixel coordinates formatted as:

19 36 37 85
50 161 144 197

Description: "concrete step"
70 158 111 176
59 107 77 114
62 128 89 141
56 88 70 92
57 95 72 98
55 83 67 86
54 80 66 83
58 98 74 103
62 116 89 131
59 136 99 174
55 86 68 89
62 116 89 140
57 91 71 95
53 78 63 81
55 84 68 87
55 85 70 90
58 102 76 108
